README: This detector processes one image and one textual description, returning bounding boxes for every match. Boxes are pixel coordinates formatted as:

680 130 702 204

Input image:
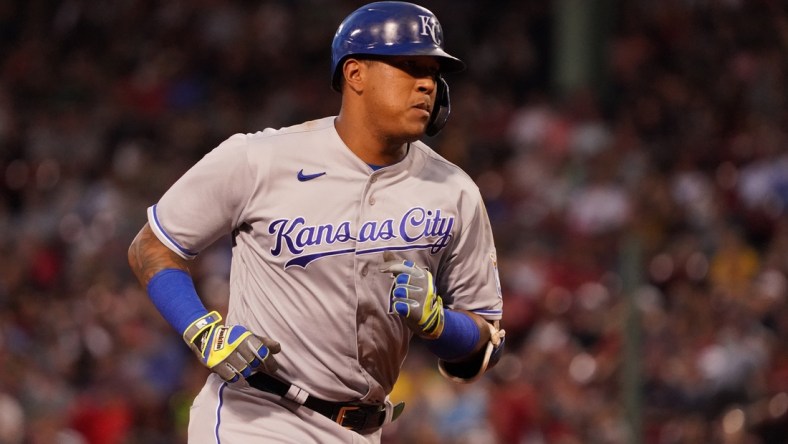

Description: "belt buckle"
336 405 360 428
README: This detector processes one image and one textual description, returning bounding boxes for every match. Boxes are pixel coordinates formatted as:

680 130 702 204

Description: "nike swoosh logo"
297 169 326 182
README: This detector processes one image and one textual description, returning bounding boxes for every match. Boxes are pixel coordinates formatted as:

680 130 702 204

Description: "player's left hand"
379 252 445 339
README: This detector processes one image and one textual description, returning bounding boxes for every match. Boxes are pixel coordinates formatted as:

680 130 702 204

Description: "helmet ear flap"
425 76 450 137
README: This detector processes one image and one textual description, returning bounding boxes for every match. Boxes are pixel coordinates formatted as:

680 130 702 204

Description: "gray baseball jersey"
147 116 502 441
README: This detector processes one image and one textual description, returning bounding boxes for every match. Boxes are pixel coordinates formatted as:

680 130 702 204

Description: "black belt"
246 372 403 433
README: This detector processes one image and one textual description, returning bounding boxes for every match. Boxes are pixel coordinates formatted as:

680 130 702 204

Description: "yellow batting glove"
183 311 281 382
379 252 445 339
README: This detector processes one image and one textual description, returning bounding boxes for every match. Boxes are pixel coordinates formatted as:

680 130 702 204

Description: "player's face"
362 56 441 141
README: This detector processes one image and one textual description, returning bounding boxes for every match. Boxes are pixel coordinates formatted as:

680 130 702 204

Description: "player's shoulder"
211 117 335 158
247 117 335 142
410 140 477 187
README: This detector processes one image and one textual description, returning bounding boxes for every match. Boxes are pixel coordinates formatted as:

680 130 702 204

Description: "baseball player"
127 2 504 443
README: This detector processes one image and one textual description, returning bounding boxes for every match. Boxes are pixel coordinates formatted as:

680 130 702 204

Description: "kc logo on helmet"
418 15 441 45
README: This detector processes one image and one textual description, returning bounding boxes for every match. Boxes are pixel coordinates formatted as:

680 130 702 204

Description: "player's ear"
342 58 366 94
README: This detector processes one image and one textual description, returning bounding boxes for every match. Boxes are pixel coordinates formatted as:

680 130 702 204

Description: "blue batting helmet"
330 1 465 92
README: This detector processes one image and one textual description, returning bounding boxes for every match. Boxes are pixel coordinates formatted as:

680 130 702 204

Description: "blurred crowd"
0 1 787 443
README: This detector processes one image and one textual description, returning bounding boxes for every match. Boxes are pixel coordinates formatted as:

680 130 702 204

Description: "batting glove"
379 252 445 339
183 311 280 383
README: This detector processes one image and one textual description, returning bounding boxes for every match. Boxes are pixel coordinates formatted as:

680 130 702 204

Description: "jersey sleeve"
147 133 256 259
438 193 503 320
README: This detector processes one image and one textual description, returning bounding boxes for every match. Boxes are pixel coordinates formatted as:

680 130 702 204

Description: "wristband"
146 268 209 334
425 309 480 361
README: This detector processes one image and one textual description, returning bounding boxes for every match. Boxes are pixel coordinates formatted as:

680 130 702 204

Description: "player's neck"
334 115 409 166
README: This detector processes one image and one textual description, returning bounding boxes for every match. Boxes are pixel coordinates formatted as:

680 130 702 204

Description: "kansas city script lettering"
268 207 454 257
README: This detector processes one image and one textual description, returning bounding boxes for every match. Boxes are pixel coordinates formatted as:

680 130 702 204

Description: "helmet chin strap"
425 77 450 137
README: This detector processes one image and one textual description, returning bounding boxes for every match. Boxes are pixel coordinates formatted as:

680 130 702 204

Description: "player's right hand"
183 311 280 383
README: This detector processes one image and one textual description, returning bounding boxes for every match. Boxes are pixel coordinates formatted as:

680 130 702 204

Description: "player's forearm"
462 310 494 354
424 309 490 361
431 310 505 383
128 223 279 381
128 222 191 286
128 222 212 334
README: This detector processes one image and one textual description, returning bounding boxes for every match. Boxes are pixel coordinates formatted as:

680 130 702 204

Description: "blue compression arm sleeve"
146 268 209 334
425 309 481 361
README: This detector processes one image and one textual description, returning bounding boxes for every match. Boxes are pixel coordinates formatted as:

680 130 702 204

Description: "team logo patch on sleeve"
491 251 502 298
